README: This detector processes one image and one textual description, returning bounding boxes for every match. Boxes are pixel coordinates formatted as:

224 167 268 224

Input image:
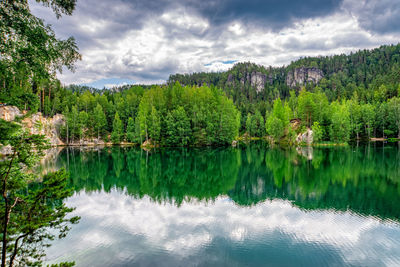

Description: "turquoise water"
45 143 400 266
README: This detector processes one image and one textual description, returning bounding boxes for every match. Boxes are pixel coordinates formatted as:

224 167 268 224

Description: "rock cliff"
286 67 324 88
296 128 313 144
0 106 65 146
0 105 22 121
227 71 269 93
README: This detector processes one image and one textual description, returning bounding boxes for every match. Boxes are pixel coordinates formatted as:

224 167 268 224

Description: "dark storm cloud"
183 0 343 30
35 0 344 39
343 0 400 34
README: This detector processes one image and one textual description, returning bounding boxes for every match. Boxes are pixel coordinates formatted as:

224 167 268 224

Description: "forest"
2 44 400 145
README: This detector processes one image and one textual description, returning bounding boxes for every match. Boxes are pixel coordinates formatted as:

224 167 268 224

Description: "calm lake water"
44 143 400 266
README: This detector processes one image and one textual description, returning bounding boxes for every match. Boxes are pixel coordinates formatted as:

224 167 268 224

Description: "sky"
45 193 400 266
30 0 400 89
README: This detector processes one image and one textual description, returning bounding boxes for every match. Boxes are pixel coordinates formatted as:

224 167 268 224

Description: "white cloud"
29 0 400 86
45 190 400 266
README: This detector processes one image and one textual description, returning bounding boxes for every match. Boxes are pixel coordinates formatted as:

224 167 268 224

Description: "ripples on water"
44 143 400 266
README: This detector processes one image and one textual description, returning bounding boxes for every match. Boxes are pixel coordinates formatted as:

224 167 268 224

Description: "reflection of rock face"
296 146 313 160
296 128 313 144
286 67 324 88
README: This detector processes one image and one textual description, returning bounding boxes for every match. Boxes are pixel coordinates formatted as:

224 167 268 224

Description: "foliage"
0 0 80 112
0 1 81 265
0 121 79 267
265 98 290 142
329 102 350 143
126 117 135 143
311 122 323 142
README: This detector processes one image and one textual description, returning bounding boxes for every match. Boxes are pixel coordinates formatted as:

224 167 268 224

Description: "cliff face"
0 105 22 121
22 113 65 146
227 71 269 93
286 67 324 88
0 106 65 146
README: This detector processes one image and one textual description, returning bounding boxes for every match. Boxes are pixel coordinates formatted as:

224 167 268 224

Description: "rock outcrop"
227 71 268 93
21 113 65 146
0 105 22 121
0 105 65 146
286 67 324 88
250 72 267 93
296 128 313 144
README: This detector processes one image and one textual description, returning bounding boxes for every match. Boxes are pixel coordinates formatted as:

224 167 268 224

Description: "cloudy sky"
46 193 400 266
30 0 400 88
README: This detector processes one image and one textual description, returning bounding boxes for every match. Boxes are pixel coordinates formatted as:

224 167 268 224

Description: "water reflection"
55 143 400 220
45 143 400 266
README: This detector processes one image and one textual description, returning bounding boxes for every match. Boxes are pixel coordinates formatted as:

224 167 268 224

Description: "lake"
44 143 400 266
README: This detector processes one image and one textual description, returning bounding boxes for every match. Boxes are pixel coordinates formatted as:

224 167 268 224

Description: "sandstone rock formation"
227 71 269 93
21 113 65 146
0 105 22 121
0 105 65 146
286 67 324 88
296 128 313 144
250 72 267 93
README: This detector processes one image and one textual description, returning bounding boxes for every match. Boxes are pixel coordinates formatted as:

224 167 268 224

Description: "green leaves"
265 98 291 143
0 124 78 266
111 112 123 144
0 0 80 111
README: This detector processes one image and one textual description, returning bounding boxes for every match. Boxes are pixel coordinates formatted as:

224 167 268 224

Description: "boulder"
0 105 22 121
0 145 13 156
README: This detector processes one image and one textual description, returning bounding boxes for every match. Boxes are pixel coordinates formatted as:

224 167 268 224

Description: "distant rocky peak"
227 71 269 93
286 67 324 88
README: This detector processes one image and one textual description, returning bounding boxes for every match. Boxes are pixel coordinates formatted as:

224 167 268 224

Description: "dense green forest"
169 44 400 142
2 44 400 145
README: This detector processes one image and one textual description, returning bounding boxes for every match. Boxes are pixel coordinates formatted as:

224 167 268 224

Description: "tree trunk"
42 87 44 113
1 199 9 267
9 233 28 267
